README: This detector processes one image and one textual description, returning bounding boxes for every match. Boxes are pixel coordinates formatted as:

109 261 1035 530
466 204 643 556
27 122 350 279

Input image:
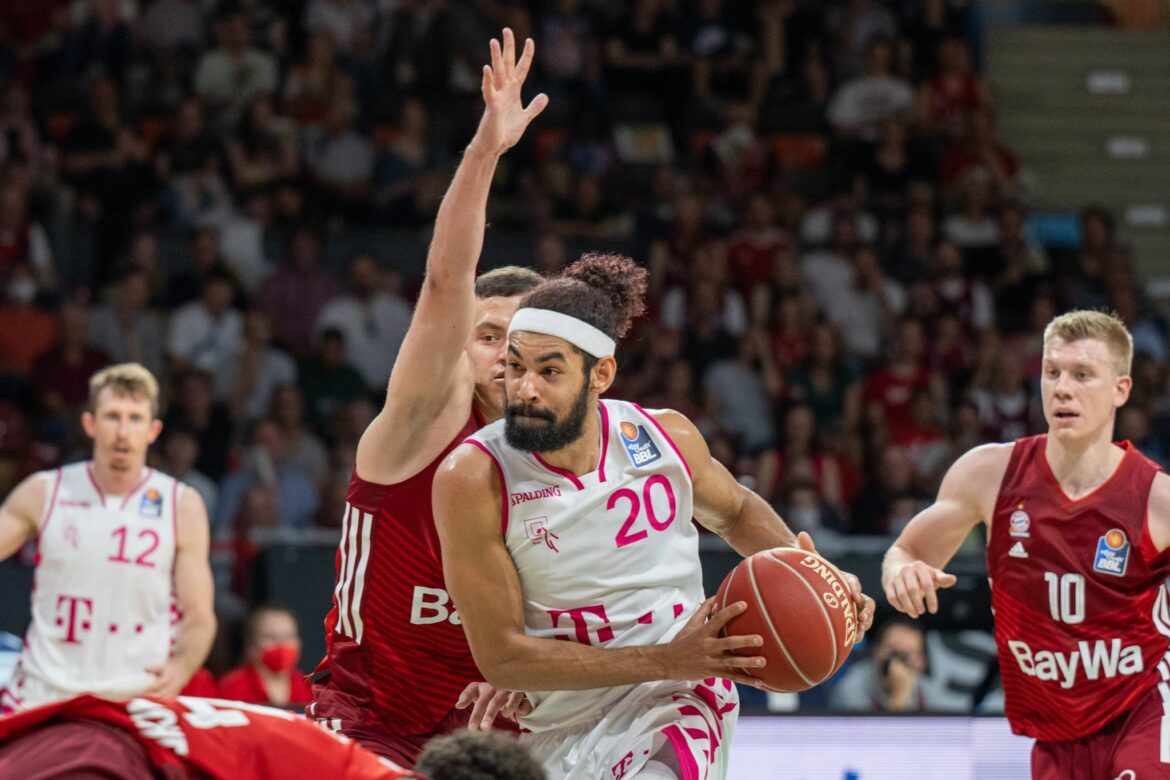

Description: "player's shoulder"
620 404 697 441
1146 470 1170 519
943 441 1015 490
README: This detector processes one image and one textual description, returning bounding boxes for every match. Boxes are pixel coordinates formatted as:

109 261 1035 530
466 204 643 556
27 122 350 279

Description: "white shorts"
521 677 739 780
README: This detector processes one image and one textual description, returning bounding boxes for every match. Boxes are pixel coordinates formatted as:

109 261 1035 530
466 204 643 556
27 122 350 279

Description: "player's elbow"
469 638 530 692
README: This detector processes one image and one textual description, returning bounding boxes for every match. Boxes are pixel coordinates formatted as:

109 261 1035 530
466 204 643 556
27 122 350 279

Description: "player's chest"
506 471 695 575
992 497 1151 599
42 501 174 572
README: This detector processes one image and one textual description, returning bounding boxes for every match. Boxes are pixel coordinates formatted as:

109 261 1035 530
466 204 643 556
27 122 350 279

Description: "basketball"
716 548 858 692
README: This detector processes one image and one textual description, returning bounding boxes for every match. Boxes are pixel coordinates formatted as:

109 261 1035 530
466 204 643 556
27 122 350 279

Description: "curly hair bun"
561 253 648 338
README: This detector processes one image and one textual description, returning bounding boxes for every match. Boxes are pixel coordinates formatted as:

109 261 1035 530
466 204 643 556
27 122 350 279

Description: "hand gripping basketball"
663 597 768 688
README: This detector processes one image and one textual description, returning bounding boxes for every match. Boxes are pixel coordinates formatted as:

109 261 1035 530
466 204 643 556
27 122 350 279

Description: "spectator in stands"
825 244 907 363
215 418 319 537
156 424 218 522
931 240 995 335
165 369 234 481
0 83 50 189
155 98 231 227
0 180 54 295
939 108 1018 198
603 0 683 100
313 252 412 393
942 178 999 251
167 264 244 378
297 327 368 429
304 0 376 55
304 97 375 222
223 309 297 423
226 96 300 194
257 228 341 355
969 346 1036 442
372 98 446 224
828 0 899 78
679 0 763 104
218 605 312 708
269 384 329 486
704 328 781 456
194 9 279 127
788 321 862 433
0 266 55 377
863 317 942 442
765 403 851 514
918 36 990 141
88 268 166 377
30 301 110 423
830 617 945 712
828 37 915 142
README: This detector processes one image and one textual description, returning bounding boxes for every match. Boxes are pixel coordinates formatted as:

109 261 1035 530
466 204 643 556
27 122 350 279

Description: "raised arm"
0 473 48 561
882 443 1011 618
355 30 548 482
147 486 216 696
433 443 764 692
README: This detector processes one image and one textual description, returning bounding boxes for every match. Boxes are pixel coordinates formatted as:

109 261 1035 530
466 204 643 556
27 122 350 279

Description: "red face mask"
260 643 300 674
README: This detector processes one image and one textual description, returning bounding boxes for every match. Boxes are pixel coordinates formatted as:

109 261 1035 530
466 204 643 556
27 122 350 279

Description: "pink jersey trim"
39 468 64 535
85 463 107 507
661 724 700 780
466 440 510 536
598 401 611 484
119 468 155 510
533 452 585 491
632 403 692 480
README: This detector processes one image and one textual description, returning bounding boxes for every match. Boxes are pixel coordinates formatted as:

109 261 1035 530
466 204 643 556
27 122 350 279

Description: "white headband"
508 308 616 358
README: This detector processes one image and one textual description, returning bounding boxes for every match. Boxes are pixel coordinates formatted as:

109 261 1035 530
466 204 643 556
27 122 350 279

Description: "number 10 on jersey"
1044 572 1085 624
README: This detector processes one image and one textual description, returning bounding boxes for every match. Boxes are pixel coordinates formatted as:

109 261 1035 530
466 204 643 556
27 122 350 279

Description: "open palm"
473 28 548 155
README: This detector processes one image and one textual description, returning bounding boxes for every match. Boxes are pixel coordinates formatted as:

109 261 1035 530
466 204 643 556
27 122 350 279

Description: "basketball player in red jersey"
883 310 1170 778
307 29 547 765
0 695 419 779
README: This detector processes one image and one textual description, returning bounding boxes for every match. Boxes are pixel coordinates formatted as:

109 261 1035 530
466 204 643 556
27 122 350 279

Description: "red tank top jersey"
988 435 1170 742
0 695 416 778
311 408 485 735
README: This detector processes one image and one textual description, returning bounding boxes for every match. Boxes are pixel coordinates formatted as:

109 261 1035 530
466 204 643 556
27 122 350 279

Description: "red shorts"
1032 685 1170 779
0 719 157 780
312 703 473 767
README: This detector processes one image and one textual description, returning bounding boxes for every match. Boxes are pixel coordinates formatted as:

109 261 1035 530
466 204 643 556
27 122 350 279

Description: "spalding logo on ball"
715 547 858 692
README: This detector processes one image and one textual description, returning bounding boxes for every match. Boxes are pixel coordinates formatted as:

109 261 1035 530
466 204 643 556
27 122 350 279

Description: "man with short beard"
434 254 876 779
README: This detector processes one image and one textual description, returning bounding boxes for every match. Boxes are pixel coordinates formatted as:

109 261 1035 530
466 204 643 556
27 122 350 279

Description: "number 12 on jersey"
1044 572 1085 624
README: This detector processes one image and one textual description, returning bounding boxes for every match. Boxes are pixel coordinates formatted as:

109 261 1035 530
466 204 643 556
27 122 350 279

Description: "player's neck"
1044 430 1124 499
534 407 602 477
89 459 149 497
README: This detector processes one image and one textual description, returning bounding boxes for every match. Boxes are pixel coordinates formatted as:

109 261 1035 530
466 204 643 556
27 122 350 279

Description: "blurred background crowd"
0 0 1165 710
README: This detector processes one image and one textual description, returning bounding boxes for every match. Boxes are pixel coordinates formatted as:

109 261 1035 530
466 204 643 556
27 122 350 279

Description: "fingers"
720 651 766 670
488 38 504 91
682 596 718 629
916 566 940 615
466 689 492 731
455 682 480 710
888 576 918 618
480 65 491 100
935 570 958 588
517 695 533 718
502 28 515 78
705 600 748 633
514 36 535 84
718 633 764 652
795 531 817 553
499 691 524 721
722 672 768 689
478 690 509 730
524 93 550 121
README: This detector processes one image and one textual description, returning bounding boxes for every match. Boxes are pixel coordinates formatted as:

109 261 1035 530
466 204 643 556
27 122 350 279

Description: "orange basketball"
716 548 858 692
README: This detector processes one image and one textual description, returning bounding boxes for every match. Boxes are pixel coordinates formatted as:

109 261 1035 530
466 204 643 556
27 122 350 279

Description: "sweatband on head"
508 308 616 358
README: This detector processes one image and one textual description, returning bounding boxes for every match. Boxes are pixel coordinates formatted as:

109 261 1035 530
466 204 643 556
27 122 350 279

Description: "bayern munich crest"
1008 507 1030 538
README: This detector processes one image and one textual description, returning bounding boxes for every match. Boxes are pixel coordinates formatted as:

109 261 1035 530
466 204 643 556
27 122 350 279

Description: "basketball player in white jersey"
434 254 876 779
0 363 215 712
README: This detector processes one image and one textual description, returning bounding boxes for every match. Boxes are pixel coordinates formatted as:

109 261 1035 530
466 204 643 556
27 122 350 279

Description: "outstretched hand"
469 28 549 157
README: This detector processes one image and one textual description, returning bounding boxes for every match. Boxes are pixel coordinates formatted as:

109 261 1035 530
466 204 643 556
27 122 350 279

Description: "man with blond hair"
0 363 215 712
883 310 1170 778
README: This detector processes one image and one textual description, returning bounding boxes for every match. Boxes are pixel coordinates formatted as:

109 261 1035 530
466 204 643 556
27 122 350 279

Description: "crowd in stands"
0 0 1167 669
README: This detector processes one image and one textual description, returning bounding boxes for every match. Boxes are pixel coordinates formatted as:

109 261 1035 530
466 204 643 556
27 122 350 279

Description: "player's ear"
1114 374 1132 407
149 418 164 444
80 411 96 439
591 356 617 395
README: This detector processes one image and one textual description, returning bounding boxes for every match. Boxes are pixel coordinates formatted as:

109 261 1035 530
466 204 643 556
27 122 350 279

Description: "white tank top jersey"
467 399 705 731
3 462 182 710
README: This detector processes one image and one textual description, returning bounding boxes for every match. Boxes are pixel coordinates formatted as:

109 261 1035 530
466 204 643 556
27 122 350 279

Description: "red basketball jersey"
0 695 416 778
311 408 485 735
988 435 1170 742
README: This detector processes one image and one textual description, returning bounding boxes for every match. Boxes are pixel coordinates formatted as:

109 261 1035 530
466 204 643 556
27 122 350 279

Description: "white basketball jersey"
3 462 182 710
469 399 705 731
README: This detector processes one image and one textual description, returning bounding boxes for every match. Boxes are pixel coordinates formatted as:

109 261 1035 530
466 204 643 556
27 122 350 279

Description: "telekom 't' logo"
548 604 614 645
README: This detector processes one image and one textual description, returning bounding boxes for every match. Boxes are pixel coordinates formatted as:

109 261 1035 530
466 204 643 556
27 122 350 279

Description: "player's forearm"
716 489 797 558
170 610 216 678
474 634 677 692
422 144 500 291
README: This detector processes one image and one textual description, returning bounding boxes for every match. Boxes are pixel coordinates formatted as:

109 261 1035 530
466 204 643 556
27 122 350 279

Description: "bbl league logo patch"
139 488 164 518
619 421 661 467
1093 528 1129 577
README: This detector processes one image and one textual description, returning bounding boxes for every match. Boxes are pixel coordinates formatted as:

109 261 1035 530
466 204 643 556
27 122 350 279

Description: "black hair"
415 729 544 780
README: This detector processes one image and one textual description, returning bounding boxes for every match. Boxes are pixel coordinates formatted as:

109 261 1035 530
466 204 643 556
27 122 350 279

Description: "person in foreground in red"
219 605 312 707
883 310 1170 778
308 27 547 765
0 695 544 779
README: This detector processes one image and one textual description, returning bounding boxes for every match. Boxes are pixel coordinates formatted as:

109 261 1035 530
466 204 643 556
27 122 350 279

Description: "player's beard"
504 373 592 454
